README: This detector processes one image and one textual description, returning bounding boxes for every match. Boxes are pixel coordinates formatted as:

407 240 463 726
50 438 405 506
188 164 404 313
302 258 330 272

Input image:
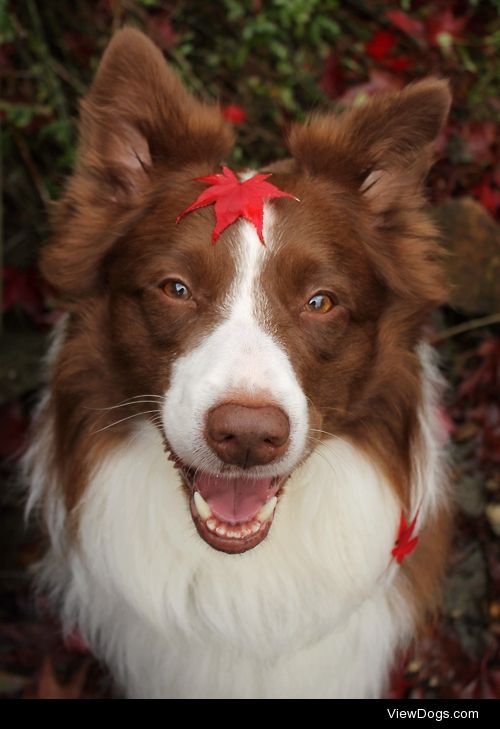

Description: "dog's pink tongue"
194 473 278 523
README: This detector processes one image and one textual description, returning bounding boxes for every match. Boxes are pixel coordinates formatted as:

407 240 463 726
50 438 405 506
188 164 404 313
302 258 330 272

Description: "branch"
431 313 500 344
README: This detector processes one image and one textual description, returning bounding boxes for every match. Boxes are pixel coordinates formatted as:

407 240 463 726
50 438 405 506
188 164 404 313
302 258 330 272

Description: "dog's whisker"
86 393 164 411
308 430 360 471
306 444 339 480
309 428 344 441
307 435 352 474
304 394 348 417
87 400 164 412
91 410 162 435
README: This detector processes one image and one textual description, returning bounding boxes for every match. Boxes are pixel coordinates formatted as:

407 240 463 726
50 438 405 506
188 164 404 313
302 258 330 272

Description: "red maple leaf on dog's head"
176 166 298 244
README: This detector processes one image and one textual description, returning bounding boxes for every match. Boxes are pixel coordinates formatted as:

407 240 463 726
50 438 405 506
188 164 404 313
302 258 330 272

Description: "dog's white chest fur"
37 421 416 698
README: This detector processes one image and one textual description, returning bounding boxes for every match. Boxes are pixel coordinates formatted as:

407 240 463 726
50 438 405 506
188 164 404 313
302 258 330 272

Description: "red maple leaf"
426 9 466 48
392 510 420 564
473 173 500 216
176 166 298 244
365 30 397 61
385 9 426 41
222 105 247 125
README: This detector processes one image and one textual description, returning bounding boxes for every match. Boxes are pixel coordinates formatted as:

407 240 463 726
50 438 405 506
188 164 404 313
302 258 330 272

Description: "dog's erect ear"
288 78 451 212
290 80 451 313
43 29 234 298
79 27 234 199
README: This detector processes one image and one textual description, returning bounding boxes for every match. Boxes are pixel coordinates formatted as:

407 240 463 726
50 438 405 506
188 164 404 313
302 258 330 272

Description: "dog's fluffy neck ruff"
26 344 446 699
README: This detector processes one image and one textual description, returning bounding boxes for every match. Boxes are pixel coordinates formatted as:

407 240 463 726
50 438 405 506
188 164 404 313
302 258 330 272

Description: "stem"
14 133 50 208
431 313 500 344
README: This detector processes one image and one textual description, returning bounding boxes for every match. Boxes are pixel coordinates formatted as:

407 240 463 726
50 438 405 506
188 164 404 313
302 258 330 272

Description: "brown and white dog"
24 29 452 698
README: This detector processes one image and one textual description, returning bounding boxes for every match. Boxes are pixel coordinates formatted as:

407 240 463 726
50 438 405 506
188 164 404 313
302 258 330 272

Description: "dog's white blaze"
162 204 309 477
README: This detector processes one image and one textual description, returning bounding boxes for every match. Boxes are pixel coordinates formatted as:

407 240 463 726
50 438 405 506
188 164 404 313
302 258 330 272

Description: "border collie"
24 28 452 699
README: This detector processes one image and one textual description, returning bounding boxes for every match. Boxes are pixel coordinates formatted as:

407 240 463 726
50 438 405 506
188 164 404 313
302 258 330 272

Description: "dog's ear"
78 27 233 200
43 28 234 298
289 79 451 310
288 78 451 213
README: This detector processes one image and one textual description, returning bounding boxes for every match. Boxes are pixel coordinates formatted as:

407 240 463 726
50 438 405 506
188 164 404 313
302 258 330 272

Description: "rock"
432 198 500 315
455 473 486 519
485 503 500 536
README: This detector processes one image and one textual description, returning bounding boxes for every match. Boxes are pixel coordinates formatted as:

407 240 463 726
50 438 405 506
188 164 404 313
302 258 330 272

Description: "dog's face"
43 30 449 554
106 173 387 552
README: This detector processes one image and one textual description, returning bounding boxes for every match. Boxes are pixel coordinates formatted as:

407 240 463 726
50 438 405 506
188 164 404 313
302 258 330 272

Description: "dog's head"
43 29 450 554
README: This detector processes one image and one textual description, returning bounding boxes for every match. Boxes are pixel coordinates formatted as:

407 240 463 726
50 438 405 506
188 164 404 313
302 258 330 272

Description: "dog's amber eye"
161 280 192 300
305 292 335 314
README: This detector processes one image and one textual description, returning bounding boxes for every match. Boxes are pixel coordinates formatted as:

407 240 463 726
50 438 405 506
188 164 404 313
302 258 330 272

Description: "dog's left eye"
304 292 335 314
161 280 192 300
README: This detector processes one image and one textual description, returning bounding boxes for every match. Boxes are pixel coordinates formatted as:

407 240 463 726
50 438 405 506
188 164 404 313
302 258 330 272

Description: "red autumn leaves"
365 8 466 72
365 30 413 72
384 8 466 50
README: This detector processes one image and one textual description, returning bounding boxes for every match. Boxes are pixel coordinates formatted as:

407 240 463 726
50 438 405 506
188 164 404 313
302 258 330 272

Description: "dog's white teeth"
195 495 277 540
193 491 212 521
257 496 277 523
206 518 217 532
203 519 263 539
250 521 261 535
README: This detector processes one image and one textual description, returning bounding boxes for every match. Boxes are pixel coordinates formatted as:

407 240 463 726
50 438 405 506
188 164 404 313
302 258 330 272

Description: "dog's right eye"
160 280 192 300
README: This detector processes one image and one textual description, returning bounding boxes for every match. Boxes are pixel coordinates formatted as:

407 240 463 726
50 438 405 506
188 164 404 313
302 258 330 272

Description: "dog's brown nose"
206 403 290 468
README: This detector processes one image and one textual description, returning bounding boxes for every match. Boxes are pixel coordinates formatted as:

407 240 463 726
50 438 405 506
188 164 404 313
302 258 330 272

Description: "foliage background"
1 0 499 698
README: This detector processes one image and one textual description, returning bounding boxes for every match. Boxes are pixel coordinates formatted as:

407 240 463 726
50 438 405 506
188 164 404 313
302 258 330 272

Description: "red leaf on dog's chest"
392 510 420 564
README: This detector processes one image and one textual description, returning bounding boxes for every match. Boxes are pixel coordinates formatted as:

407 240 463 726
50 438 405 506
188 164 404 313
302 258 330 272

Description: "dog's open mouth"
166 448 286 554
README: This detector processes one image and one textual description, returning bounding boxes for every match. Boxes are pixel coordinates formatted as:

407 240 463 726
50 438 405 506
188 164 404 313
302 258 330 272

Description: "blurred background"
1 0 499 699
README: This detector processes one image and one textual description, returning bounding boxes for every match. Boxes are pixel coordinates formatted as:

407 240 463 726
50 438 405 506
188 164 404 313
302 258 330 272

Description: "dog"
24 28 452 698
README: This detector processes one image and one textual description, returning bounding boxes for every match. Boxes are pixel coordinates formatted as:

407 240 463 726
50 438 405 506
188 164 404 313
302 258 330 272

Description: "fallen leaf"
26 656 90 699
365 30 396 60
385 9 426 40
222 105 247 125
426 9 466 49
